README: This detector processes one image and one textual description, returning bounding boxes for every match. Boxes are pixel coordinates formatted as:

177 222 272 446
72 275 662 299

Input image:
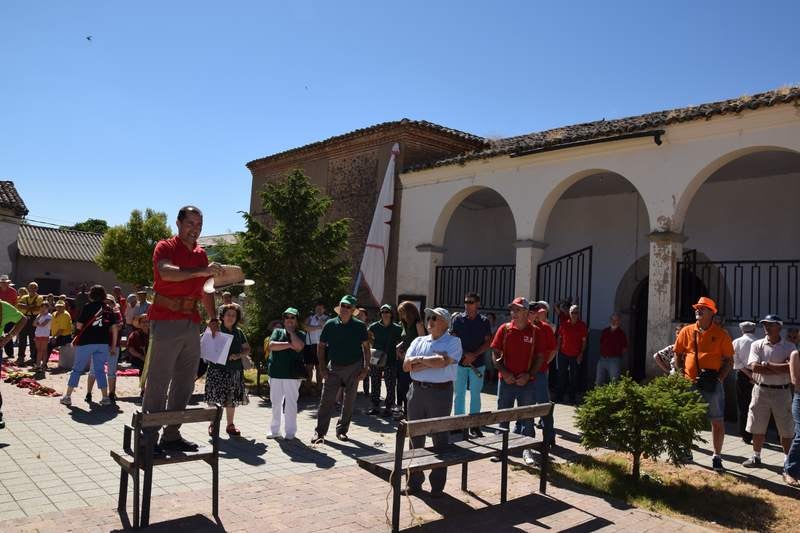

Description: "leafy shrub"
575 375 708 480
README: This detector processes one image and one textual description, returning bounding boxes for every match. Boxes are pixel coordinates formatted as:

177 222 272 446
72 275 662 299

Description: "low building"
0 181 28 276
15 224 127 295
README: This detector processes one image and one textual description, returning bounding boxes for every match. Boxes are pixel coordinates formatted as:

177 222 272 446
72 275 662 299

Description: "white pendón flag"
356 143 399 305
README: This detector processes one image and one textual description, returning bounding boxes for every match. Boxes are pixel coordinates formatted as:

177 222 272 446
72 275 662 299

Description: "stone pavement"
0 361 788 531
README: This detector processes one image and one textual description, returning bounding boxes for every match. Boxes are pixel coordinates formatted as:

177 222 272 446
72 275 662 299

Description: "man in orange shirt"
674 296 734 472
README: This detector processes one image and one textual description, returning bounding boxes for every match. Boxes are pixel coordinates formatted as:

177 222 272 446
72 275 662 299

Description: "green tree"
96 209 172 286
575 375 708 481
240 169 351 349
62 218 109 234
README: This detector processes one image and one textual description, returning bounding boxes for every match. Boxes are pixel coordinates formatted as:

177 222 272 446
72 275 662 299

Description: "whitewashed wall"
442 204 516 265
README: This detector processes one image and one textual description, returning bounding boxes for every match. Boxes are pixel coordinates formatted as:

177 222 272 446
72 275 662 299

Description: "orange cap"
692 296 718 315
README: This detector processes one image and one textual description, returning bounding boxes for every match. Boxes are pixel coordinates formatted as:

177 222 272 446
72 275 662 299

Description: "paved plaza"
0 366 791 532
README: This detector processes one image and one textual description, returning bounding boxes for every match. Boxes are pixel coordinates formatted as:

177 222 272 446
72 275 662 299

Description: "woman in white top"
303 302 329 391
33 304 53 377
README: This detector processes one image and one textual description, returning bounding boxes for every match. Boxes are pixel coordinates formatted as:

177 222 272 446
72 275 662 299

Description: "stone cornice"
648 231 687 243
513 239 548 250
415 243 447 254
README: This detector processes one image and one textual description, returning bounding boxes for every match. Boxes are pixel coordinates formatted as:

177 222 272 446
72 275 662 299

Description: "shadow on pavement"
218 437 267 466
277 439 336 468
410 491 610 532
111 513 224 532
68 405 120 425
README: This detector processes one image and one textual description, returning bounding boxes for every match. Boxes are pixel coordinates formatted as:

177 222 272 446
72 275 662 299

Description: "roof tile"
0 181 29 216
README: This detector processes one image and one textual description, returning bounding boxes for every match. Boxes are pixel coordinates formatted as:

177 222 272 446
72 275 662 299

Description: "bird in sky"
86 35 92 42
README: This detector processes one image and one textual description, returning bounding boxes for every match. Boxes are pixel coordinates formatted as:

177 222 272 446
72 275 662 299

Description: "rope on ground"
384 438 423 531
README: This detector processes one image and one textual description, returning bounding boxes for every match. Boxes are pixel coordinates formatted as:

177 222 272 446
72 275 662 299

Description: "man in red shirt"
491 297 538 462
142 206 222 453
596 313 628 385
556 304 588 404
0 274 18 359
530 301 557 446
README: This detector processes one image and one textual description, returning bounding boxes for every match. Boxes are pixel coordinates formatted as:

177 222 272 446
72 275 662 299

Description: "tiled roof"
246 118 488 168
17 224 103 262
408 85 800 172
0 181 29 216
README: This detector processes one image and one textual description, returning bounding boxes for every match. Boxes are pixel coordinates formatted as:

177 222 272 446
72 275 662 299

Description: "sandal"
208 423 215 436
225 424 241 436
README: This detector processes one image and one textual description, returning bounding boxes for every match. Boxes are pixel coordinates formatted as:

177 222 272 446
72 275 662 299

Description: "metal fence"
675 259 800 325
434 264 515 312
536 246 593 328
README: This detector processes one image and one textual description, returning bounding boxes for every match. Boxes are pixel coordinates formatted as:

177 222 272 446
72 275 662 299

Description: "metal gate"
536 246 593 327
434 264 515 312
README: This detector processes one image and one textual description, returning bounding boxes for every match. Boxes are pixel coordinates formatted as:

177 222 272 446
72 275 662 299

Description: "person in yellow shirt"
50 300 73 350
16 281 44 364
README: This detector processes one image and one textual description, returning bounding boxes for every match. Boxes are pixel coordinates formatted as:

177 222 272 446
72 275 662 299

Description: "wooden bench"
110 406 222 528
357 402 554 533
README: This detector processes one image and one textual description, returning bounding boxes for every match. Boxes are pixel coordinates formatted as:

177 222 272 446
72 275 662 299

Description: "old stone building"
246 119 487 307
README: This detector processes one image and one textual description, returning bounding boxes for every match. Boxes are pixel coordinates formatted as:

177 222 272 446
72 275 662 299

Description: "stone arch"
673 145 800 232
431 184 517 246
531 168 653 242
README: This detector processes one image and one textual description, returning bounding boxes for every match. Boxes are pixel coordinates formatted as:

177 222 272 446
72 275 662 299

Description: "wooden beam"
139 407 220 428
405 403 554 438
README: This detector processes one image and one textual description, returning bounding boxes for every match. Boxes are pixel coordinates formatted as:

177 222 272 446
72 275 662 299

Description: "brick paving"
0 358 788 531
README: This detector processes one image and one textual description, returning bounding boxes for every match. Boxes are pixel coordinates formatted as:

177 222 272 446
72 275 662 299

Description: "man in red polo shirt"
596 313 628 385
491 297 537 462
142 206 222 453
556 304 588 404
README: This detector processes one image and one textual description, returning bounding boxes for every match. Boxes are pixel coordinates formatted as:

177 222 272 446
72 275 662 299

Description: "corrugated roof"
0 181 29 216
17 224 103 262
408 85 800 172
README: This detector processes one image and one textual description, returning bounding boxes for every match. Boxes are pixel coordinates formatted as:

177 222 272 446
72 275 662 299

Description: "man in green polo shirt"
0 299 29 429
312 295 370 443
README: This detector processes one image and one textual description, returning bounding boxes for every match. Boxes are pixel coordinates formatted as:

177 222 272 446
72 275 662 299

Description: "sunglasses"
283 315 297 320
339 304 353 310
380 310 391 314
426 316 438 322
464 300 476 305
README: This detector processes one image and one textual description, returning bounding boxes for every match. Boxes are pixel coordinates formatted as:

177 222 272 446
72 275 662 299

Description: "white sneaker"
60 396 71 406
99 397 111 406
523 449 536 466
266 434 281 439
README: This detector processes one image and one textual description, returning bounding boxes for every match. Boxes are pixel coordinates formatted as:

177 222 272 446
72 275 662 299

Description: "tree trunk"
632 452 641 481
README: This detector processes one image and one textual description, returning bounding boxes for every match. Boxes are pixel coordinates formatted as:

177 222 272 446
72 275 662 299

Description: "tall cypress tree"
240 169 351 351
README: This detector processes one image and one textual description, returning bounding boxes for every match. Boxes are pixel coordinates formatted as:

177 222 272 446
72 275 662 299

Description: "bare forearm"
317 343 327 368
202 293 216 320
158 262 210 282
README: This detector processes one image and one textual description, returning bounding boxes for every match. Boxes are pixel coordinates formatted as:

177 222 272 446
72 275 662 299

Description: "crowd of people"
2 204 799 493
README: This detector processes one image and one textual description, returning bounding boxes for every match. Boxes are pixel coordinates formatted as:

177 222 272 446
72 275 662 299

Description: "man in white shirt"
732 321 757 444
402 307 462 496
743 315 795 468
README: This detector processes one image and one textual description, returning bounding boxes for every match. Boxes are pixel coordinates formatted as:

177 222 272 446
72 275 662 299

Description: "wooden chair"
110 406 222 528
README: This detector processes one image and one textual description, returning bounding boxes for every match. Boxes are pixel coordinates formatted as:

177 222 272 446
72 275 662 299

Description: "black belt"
412 380 452 390
756 383 791 389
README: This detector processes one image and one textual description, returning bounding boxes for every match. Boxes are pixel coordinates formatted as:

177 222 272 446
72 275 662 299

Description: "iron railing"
536 246 593 328
675 259 800 325
434 264 515 312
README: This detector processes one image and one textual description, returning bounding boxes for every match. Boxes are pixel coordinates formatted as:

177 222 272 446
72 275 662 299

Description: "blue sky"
2 1 798 235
